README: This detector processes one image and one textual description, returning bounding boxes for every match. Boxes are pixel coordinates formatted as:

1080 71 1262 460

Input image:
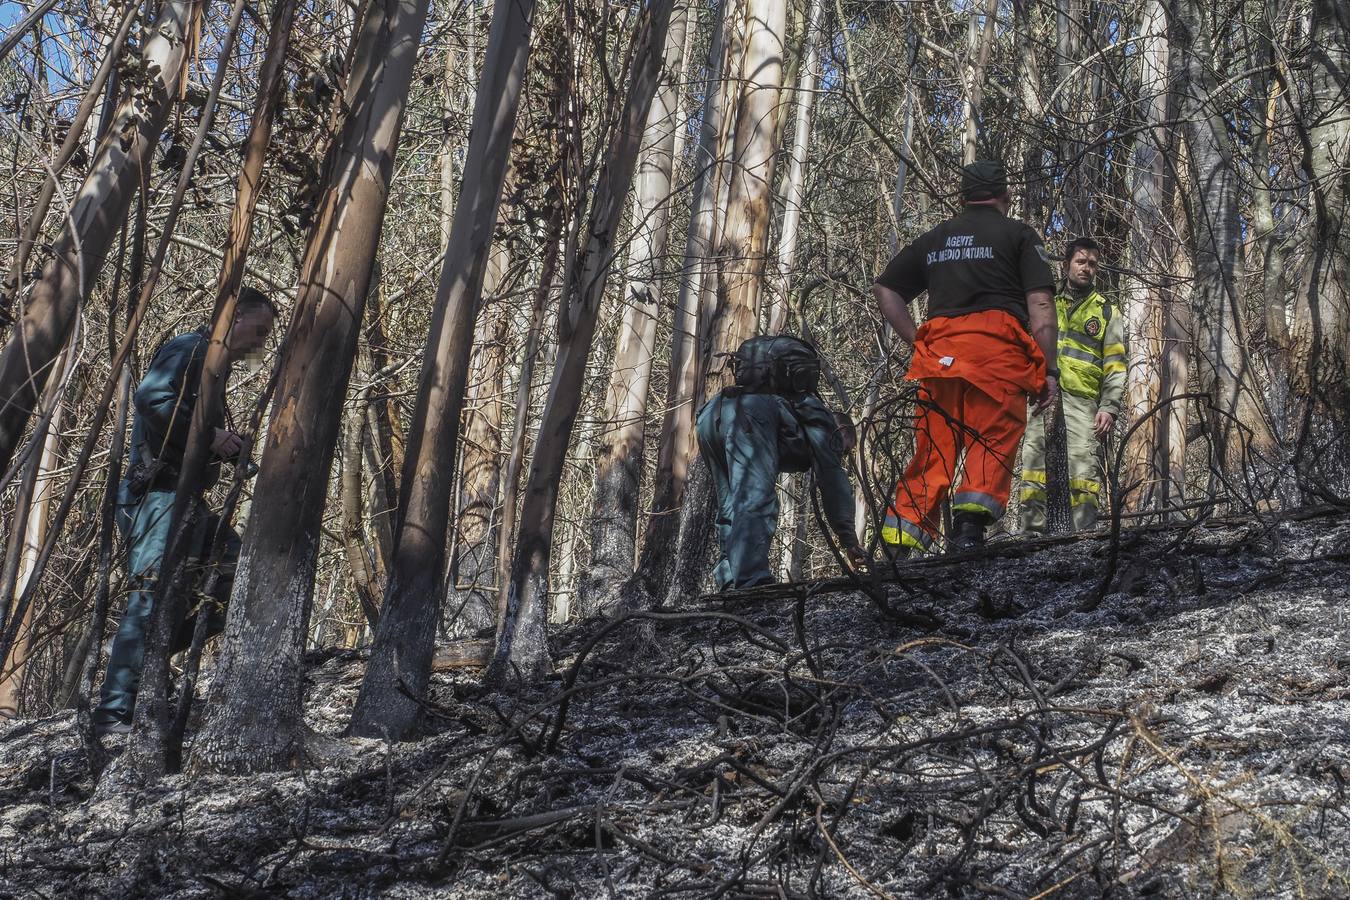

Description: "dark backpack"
731 335 822 396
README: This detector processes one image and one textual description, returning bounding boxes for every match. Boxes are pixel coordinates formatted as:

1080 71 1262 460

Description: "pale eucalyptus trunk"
960 0 998 166
583 1 692 614
1121 0 1170 512
0 0 205 476
768 0 823 333
0 379 62 716
620 0 734 611
1170 0 1275 473
667 0 787 605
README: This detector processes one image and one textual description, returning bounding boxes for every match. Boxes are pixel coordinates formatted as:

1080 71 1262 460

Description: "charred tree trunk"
348 0 536 740
191 0 434 773
0 0 205 476
489 0 675 684
582 1 692 614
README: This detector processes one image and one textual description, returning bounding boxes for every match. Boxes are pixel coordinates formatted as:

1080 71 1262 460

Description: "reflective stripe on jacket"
1056 290 1126 411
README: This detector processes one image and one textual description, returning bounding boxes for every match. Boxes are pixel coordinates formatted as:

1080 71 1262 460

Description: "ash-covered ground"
3 510 1350 898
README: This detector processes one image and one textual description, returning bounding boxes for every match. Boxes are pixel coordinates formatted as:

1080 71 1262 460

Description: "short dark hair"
1064 237 1101 262
236 285 278 318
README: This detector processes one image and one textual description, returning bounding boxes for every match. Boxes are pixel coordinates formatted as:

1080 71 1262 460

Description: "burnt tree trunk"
191 0 433 773
489 0 675 684
348 0 536 740
583 0 692 613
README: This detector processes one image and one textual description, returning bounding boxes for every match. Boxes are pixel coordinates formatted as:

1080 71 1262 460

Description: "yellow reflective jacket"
1055 289 1126 414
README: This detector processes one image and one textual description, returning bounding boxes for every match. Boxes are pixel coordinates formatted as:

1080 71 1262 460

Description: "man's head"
1064 237 1101 292
226 286 277 360
960 159 1010 211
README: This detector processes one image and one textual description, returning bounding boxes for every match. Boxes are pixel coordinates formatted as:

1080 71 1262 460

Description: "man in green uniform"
1018 238 1126 533
93 288 277 733
696 336 863 590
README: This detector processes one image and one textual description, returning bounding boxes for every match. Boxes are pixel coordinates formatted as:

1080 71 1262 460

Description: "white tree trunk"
582 1 693 613
1122 0 1169 511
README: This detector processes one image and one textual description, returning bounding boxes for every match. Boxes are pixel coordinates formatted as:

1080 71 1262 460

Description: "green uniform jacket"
1018 289 1126 531
1054 289 1125 414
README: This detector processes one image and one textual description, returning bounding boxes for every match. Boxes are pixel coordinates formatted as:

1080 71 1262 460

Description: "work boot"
882 543 911 563
93 715 132 736
949 512 990 552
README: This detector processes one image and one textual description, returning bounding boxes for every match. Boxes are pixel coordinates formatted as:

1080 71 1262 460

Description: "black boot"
883 542 911 563
949 511 990 552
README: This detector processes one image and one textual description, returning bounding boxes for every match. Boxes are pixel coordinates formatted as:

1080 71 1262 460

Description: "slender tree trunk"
496 232 561 616
0 381 62 716
664 0 788 605
1170 0 1275 472
1251 48 1289 413
348 0 536 740
619 1 734 612
448 282 511 637
582 1 692 614
960 0 998 166
0 0 205 476
1014 0 1050 229
341 380 384 629
489 0 676 684
0 0 138 318
1122 0 1169 512
191 0 434 773
768 0 823 333
1161 155 1194 509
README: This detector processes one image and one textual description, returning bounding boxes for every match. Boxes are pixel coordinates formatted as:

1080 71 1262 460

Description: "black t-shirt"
874 206 1055 326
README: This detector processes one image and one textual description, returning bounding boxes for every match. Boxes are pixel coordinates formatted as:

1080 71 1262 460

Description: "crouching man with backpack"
696 336 865 591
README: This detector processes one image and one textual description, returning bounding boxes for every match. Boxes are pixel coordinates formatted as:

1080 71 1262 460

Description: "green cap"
961 159 1008 201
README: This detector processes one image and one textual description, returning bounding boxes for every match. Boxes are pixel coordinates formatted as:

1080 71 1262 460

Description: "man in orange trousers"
873 160 1059 554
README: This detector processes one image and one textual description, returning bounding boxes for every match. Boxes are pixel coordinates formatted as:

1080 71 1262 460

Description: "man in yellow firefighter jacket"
1018 237 1125 532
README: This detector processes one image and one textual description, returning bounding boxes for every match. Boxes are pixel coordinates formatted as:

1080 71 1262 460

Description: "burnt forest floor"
4 509 1350 898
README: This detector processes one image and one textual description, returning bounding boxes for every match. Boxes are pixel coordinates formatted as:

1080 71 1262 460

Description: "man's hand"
833 412 857 453
1093 410 1116 441
1033 374 1060 416
842 544 868 573
211 428 243 460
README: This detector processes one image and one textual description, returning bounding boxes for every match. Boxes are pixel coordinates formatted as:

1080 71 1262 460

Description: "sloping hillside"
3 510 1350 898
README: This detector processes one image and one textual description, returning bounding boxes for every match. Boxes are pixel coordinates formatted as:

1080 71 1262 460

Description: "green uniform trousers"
93 483 239 726
696 392 854 591
1018 391 1103 533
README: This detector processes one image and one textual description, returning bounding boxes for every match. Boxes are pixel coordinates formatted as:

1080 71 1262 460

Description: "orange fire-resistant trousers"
883 309 1047 551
